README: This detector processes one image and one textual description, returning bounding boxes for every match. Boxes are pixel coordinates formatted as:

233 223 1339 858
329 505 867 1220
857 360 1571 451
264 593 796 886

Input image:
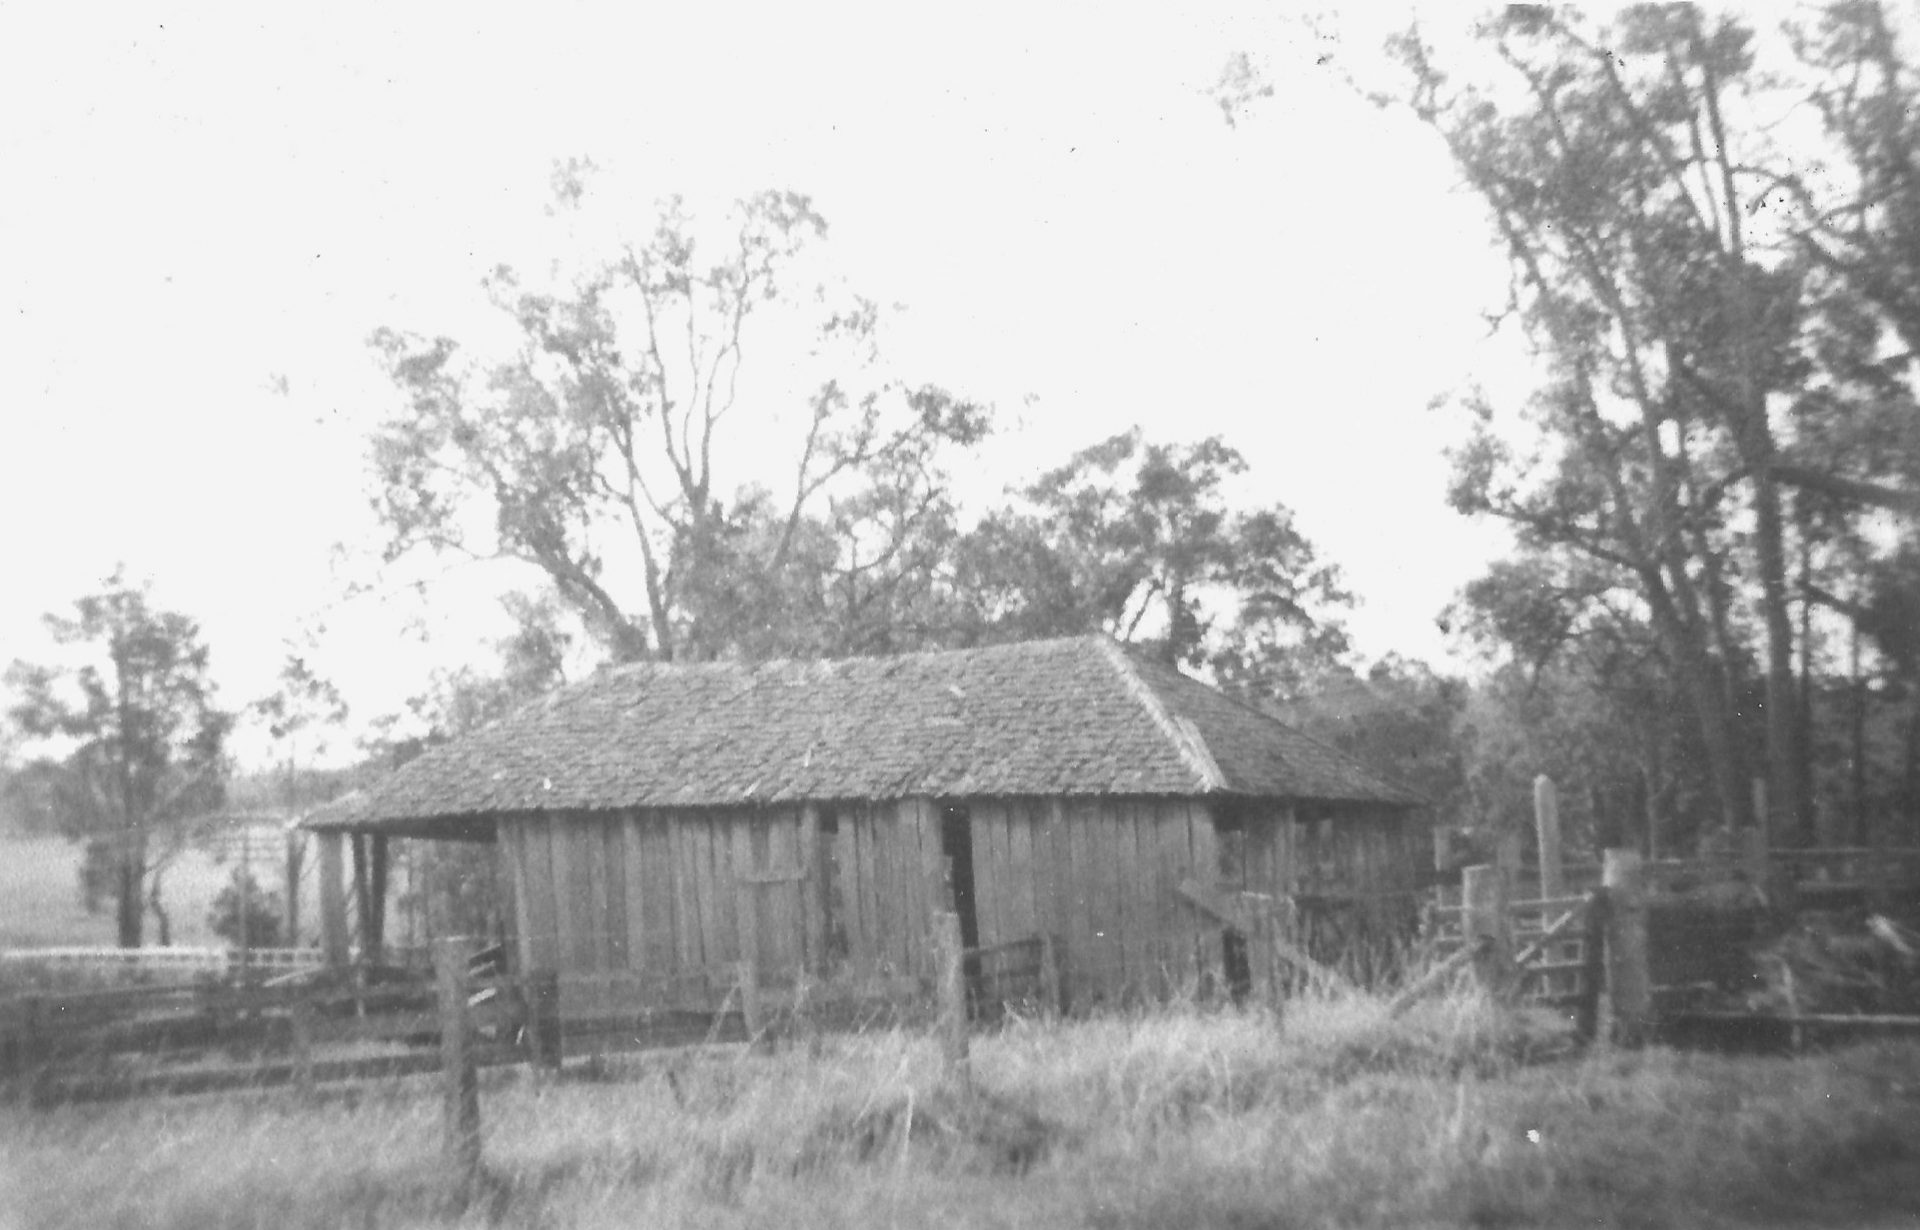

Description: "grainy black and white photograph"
2 3 1918 1226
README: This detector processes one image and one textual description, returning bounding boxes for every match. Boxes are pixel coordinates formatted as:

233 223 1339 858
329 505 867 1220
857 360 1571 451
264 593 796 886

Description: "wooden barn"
303 636 1423 1013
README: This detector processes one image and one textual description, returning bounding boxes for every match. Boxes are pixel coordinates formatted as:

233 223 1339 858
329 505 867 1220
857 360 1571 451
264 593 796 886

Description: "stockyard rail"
0 926 1071 1107
1 946 325 980
1420 841 1920 1047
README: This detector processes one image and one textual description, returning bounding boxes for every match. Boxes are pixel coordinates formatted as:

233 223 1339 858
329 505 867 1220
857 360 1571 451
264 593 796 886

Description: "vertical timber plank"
800 804 825 975
670 814 705 993
638 814 675 977
1064 799 1094 1000
622 814 648 974
848 806 879 974
1007 801 1037 946
1191 802 1222 994
500 819 534 976
1127 799 1159 994
1151 800 1191 994
521 816 558 972
975 800 1006 948
732 814 760 977
586 817 613 971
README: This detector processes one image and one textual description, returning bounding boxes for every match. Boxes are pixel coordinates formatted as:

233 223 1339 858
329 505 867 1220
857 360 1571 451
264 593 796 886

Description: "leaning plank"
1511 908 1582 969
1386 942 1481 1018
1176 879 1355 993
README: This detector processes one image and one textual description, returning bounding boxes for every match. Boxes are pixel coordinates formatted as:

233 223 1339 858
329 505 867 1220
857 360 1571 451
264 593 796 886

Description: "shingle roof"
309 636 1420 834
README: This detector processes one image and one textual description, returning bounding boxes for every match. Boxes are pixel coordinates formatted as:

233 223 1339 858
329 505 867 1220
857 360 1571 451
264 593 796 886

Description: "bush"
207 869 282 948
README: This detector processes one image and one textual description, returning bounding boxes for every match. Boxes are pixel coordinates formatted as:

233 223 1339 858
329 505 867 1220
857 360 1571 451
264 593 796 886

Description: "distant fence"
0 946 325 983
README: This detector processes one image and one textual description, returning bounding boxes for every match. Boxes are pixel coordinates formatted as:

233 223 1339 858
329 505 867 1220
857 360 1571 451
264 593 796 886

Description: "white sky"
0 2 1530 766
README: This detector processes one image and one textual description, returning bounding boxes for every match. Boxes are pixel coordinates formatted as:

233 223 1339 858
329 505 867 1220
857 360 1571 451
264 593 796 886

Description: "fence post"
1534 775 1563 901
1247 909 1279 1010
1601 848 1650 1047
1575 888 1609 1042
1461 864 1513 997
433 938 483 1195
933 911 969 1088
738 959 770 1053
1038 934 1063 1018
526 970 563 1072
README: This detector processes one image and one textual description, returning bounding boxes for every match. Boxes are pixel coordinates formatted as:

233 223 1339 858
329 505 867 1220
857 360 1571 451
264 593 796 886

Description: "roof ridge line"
1095 638 1228 792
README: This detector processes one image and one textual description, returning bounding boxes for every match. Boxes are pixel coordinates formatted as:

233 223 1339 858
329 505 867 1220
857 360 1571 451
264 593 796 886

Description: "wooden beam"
1534 776 1563 900
1602 848 1650 1046
367 835 389 960
1175 879 1354 993
1462 863 1513 996
317 831 349 969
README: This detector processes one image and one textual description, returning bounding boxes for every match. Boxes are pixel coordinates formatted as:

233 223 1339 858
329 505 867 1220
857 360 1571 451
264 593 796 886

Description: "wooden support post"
284 831 303 951
1534 775 1563 901
738 959 768 1053
1576 888 1609 1042
290 991 315 1101
433 937 483 1194
367 835 390 961
1601 849 1650 1047
1461 864 1513 997
526 970 563 1071
1247 908 1278 1010
1038 933 1063 1018
317 831 349 969
933 911 969 1088
238 826 254 977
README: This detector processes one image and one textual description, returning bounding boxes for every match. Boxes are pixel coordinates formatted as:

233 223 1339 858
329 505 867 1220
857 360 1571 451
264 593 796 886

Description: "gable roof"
309 636 1420 836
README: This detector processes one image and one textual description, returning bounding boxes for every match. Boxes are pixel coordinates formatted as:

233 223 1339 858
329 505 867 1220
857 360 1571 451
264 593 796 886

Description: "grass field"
5 990 1917 1230
0 833 240 950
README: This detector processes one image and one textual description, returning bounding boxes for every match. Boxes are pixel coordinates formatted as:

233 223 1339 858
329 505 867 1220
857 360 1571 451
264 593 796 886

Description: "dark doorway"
940 805 980 952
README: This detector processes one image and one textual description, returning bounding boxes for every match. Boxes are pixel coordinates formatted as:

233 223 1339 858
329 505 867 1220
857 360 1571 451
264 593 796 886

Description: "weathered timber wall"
498 796 1418 1015
959 797 1222 1006
1218 802 1423 970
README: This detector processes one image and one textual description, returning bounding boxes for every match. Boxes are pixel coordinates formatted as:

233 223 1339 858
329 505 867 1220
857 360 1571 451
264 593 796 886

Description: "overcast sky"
0 2 1532 764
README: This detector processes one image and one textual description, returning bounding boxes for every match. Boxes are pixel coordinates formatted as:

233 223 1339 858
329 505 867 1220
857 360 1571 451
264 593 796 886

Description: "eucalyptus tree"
369 172 989 665
5 570 232 946
1381 4 1920 843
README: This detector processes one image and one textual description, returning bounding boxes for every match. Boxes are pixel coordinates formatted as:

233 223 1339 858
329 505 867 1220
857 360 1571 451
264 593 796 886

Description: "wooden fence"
0 946 326 983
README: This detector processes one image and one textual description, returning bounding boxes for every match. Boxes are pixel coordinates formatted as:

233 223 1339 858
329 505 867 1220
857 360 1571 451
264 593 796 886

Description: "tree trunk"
1753 469 1813 847
147 868 172 947
1850 623 1868 846
116 842 143 948
1642 569 1750 832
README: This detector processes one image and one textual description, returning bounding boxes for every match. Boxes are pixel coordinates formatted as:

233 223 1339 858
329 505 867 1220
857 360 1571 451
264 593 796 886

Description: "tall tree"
957 429 1352 690
370 173 989 665
5 570 232 946
1376 4 1920 844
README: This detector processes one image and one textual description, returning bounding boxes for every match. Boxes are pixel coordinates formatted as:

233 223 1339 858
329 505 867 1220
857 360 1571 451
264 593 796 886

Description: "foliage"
958 429 1352 690
368 173 991 665
1379 3 1920 846
3 569 232 946
207 868 283 949
1278 655 1470 827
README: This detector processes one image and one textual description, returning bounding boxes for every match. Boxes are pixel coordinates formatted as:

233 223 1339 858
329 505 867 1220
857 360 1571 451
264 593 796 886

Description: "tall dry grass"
4 988 1916 1230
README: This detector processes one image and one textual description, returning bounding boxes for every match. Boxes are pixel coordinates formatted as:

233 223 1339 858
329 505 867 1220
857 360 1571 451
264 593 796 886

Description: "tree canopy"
1383 2 1920 846
4 569 231 946
368 176 990 665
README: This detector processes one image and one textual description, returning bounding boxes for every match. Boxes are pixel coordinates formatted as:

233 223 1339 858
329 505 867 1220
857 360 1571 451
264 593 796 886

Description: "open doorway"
939 805 980 953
